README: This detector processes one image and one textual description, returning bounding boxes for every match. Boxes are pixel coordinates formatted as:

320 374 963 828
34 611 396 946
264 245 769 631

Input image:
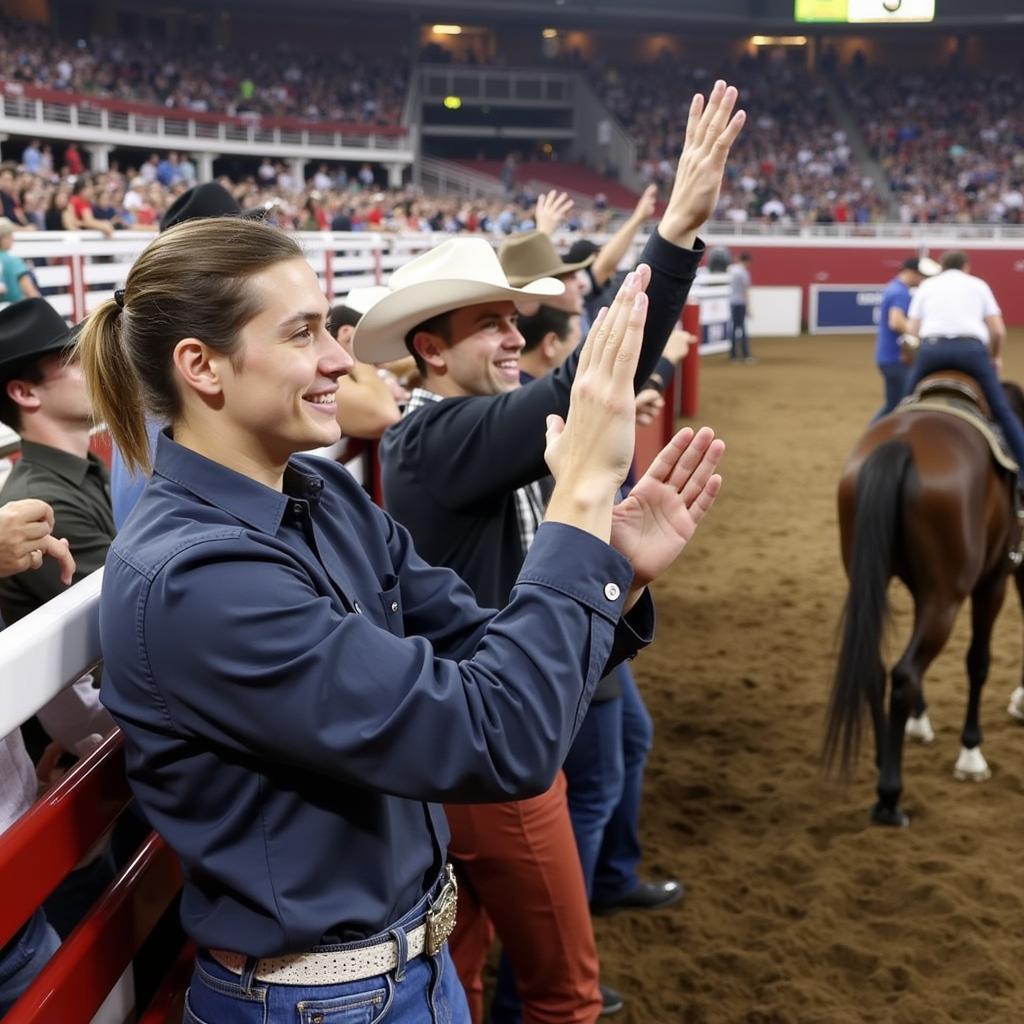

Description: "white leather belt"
210 865 458 986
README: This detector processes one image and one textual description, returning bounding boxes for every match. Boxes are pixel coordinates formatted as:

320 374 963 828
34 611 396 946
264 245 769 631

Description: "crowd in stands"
591 53 887 227
838 68 1024 225
0 15 407 124
0 152 622 239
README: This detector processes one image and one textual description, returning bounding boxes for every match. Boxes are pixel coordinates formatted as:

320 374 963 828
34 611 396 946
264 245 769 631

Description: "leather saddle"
899 370 1018 474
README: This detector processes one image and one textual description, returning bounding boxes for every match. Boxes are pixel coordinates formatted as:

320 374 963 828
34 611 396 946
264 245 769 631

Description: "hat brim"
353 277 565 363
506 254 595 289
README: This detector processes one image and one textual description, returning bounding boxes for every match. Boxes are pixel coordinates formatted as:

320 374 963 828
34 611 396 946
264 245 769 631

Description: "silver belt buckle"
425 863 458 956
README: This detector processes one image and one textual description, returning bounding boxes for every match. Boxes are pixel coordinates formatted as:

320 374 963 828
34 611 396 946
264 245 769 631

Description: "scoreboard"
795 0 935 21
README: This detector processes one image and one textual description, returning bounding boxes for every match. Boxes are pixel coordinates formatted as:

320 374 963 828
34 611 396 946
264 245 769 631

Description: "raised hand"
631 183 658 224
610 426 724 588
634 388 665 426
544 265 652 541
659 80 746 248
535 190 575 236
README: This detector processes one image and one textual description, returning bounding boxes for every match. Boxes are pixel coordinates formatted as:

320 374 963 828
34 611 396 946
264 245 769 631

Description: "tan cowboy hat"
498 230 596 288
342 286 391 317
353 237 564 363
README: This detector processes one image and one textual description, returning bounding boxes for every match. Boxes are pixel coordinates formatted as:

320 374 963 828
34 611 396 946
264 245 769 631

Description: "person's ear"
172 338 225 398
5 377 42 414
412 331 448 373
541 332 561 362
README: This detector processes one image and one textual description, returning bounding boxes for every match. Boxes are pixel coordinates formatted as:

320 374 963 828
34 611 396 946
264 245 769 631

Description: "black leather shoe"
598 984 625 1016
591 878 684 916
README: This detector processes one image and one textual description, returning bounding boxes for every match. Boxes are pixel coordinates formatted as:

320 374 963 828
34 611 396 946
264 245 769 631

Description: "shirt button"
353 601 363 614
390 601 399 613
604 583 621 601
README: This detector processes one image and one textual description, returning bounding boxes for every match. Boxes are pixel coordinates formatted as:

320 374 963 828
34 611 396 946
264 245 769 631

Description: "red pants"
446 772 602 1024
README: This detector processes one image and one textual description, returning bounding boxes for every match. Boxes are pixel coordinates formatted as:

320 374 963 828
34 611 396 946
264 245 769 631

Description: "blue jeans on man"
0 908 61 1016
184 876 470 1024
730 303 750 361
904 337 1024 478
875 361 908 421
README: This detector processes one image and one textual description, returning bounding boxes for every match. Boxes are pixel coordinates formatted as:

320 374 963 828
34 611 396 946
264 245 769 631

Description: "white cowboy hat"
352 237 564 363
342 286 391 317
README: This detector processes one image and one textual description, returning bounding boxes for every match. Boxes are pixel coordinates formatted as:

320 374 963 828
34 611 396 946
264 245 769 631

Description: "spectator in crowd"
0 167 31 228
373 80 742 1023
327 286 405 439
0 219 40 302
0 300 115 627
873 255 938 418
729 252 753 363
65 178 115 237
0 498 77 1017
63 143 83 177
72 210 725 1023
21 141 42 176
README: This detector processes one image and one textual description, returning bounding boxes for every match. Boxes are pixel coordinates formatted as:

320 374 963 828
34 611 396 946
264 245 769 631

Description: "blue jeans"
591 667 654 904
0 908 61 1016
905 337 1024 478
184 882 470 1024
730 304 750 360
875 361 908 420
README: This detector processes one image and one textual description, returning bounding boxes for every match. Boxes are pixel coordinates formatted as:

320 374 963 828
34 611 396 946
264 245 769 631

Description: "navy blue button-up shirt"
99 432 650 956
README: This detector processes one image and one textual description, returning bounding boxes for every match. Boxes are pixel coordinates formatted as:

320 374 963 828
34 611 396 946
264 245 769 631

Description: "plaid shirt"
404 388 545 556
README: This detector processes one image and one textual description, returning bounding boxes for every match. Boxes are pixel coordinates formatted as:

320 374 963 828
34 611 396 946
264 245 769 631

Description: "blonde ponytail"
77 299 151 474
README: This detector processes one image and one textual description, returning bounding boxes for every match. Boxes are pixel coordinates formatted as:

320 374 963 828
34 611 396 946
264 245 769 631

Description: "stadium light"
542 28 558 39
443 95 463 109
751 35 808 46
432 24 462 35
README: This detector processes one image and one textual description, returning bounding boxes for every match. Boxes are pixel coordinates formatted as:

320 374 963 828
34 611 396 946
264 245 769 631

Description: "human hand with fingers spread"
611 426 724 590
544 266 652 541
0 498 76 584
635 388 665 426
535 190 575 236
658 80 746 249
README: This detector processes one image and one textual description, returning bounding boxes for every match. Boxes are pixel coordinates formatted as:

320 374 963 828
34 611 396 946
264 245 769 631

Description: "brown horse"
824 373 1024 827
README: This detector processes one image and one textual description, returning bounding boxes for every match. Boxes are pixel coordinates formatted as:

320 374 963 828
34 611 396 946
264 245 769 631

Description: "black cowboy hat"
159 181 272 233
0 298 74 381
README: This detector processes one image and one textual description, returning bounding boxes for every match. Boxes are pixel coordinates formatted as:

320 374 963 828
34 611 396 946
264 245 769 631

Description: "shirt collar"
403 387 444 416
151 430 325 535
18 440 104 487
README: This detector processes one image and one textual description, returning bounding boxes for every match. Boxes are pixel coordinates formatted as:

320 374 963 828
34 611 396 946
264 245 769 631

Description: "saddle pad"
900 398 1019 474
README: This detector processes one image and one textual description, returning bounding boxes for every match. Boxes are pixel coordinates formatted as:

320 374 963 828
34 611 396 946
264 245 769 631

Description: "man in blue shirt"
874 256 938 418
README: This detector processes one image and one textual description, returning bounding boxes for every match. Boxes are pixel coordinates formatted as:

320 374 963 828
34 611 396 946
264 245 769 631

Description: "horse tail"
824 439 915 778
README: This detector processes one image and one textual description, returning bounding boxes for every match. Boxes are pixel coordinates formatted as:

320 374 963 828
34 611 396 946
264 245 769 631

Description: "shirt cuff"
644 229 706 278
517 522 635 625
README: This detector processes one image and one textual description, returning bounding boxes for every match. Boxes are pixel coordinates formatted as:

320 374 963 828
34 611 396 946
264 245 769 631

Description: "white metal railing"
0 85 414 165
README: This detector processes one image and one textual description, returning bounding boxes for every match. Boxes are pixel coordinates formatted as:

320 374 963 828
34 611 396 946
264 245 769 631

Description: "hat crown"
389 238 511 292
498 231 563 284
0 298 73 380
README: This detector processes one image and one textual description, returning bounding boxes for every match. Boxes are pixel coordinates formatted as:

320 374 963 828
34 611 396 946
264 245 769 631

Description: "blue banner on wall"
809 284 886 334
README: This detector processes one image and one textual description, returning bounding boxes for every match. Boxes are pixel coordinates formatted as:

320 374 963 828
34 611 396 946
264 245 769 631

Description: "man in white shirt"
903 250 1024 477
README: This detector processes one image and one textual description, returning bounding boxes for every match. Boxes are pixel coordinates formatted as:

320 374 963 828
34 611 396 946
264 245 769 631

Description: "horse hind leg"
874 598 960 827
1007 566 1024 722
955 574 1009 781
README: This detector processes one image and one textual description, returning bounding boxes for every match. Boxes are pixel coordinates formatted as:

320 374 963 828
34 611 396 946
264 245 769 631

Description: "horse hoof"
1008 687 1024 723
870 802 909 828
952 746 992 782
905 713 935 744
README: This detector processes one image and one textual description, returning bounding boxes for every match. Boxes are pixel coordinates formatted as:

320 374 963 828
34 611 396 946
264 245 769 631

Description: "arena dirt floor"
585 330 1024 1023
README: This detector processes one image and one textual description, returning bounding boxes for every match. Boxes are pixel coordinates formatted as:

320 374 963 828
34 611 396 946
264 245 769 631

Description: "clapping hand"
0 499 76 585
610 426 724 590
